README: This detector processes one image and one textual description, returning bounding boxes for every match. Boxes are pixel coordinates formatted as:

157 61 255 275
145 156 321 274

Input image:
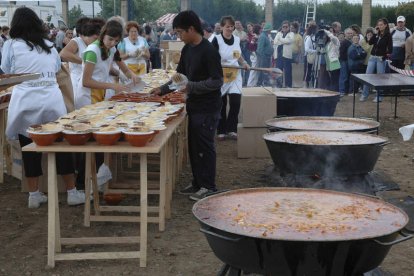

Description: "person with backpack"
390 16 411 71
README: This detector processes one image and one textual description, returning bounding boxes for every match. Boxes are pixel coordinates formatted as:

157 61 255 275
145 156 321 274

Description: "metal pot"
193 188 412 276
274 89 340 117
265 116 380 134
263 131 388 176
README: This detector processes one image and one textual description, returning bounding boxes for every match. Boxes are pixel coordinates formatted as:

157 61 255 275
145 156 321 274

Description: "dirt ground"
1 94 414 276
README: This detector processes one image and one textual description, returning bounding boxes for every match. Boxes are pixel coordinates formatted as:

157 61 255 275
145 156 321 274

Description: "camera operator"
339 28 354 96
273 20 294 87
314 25 331 89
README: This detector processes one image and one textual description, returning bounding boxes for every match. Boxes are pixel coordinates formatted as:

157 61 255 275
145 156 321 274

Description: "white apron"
122 36 148 77
76 43 116 109
217 34 243 95
1 39 66 140
69 37 87 98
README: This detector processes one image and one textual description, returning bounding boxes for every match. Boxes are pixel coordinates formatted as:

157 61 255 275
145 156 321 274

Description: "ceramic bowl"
93 130 122 146
122 130 155 147
103 193 125 205
27 130 60 146
62 130 92 145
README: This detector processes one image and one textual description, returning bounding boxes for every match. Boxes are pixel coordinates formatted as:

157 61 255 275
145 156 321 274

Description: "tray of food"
0 73 41 87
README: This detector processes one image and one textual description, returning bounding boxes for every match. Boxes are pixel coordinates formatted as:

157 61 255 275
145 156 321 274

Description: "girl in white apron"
212 16 249 140
1 7 88 208
76 20 139 109
118 21 150 78
60 17 105 100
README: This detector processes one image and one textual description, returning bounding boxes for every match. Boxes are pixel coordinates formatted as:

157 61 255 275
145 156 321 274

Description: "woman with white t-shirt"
118 21 150 77
212 16 249 140
76 20 139 109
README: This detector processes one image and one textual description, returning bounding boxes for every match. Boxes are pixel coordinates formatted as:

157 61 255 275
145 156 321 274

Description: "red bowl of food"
62 130 92 145
27 130 60 146
93 130 122 145
103 193 125 205
122 129 155 147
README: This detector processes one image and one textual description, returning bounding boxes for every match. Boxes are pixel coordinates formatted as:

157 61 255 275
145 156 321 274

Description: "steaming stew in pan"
266 117 379 131
264 131 387 145
273 89 338 98
193 188 407 241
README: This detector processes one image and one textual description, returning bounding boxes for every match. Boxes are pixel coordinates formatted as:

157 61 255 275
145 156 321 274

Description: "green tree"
191 0 263 26
273 0 306 29
395 2 414 30
68 5 85 28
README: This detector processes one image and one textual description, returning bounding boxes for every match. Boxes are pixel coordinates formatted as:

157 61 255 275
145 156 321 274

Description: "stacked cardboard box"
237 87 277 158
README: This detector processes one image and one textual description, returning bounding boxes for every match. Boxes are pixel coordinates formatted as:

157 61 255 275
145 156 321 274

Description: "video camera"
315 25 330 48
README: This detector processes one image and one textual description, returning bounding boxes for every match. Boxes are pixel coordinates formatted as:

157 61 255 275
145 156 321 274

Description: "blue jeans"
362 56 386 98
276 56 293 87
339 60 349 94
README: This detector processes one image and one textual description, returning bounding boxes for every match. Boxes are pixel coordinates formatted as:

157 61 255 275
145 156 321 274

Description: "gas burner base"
217 264 392 276
265 165 399 196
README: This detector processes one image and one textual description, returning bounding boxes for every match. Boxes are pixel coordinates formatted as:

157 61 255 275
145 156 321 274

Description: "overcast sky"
253 0 406 6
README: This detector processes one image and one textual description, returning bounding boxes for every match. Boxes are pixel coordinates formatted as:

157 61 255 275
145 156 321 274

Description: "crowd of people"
2 7 414 203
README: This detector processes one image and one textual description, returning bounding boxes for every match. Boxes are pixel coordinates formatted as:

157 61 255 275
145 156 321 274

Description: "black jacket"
369 32 392 58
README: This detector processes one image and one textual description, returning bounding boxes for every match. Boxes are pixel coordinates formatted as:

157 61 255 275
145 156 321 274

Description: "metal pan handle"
379 141 391 147
351 192 381 200
373 230 414 246
199 227 242 242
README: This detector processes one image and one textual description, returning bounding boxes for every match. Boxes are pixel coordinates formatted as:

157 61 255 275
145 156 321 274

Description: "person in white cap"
391 15 412 70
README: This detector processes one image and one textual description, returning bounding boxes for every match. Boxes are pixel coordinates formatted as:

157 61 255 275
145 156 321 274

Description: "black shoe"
189 188 217 201
179 184 199 195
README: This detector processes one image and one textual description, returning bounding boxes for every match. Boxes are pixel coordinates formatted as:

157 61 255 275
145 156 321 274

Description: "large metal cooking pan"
193 188 412 276
274 88 340 116
263 131 388 176
266 116 380 133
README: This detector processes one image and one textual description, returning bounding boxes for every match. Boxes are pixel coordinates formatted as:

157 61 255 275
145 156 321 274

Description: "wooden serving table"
22 113 186 268
0 102 9 183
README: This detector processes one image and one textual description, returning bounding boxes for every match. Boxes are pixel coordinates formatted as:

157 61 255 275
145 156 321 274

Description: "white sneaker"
28 192 48 208
97 164 112 192
67 189 91 206
217 134 226 141
227 132 238 140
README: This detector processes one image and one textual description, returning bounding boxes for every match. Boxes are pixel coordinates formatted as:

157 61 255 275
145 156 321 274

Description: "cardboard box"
10 140 66 192
237 124 270 158
160 40 184 51
241 87 277 127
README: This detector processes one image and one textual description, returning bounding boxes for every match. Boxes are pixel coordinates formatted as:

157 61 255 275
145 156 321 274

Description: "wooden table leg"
91 153 100 215
47 152 58 268
84 153 92 227
140 153 148 267
54 169 61 253
0 108 4 183
159 146 167 231
165 140 172 219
